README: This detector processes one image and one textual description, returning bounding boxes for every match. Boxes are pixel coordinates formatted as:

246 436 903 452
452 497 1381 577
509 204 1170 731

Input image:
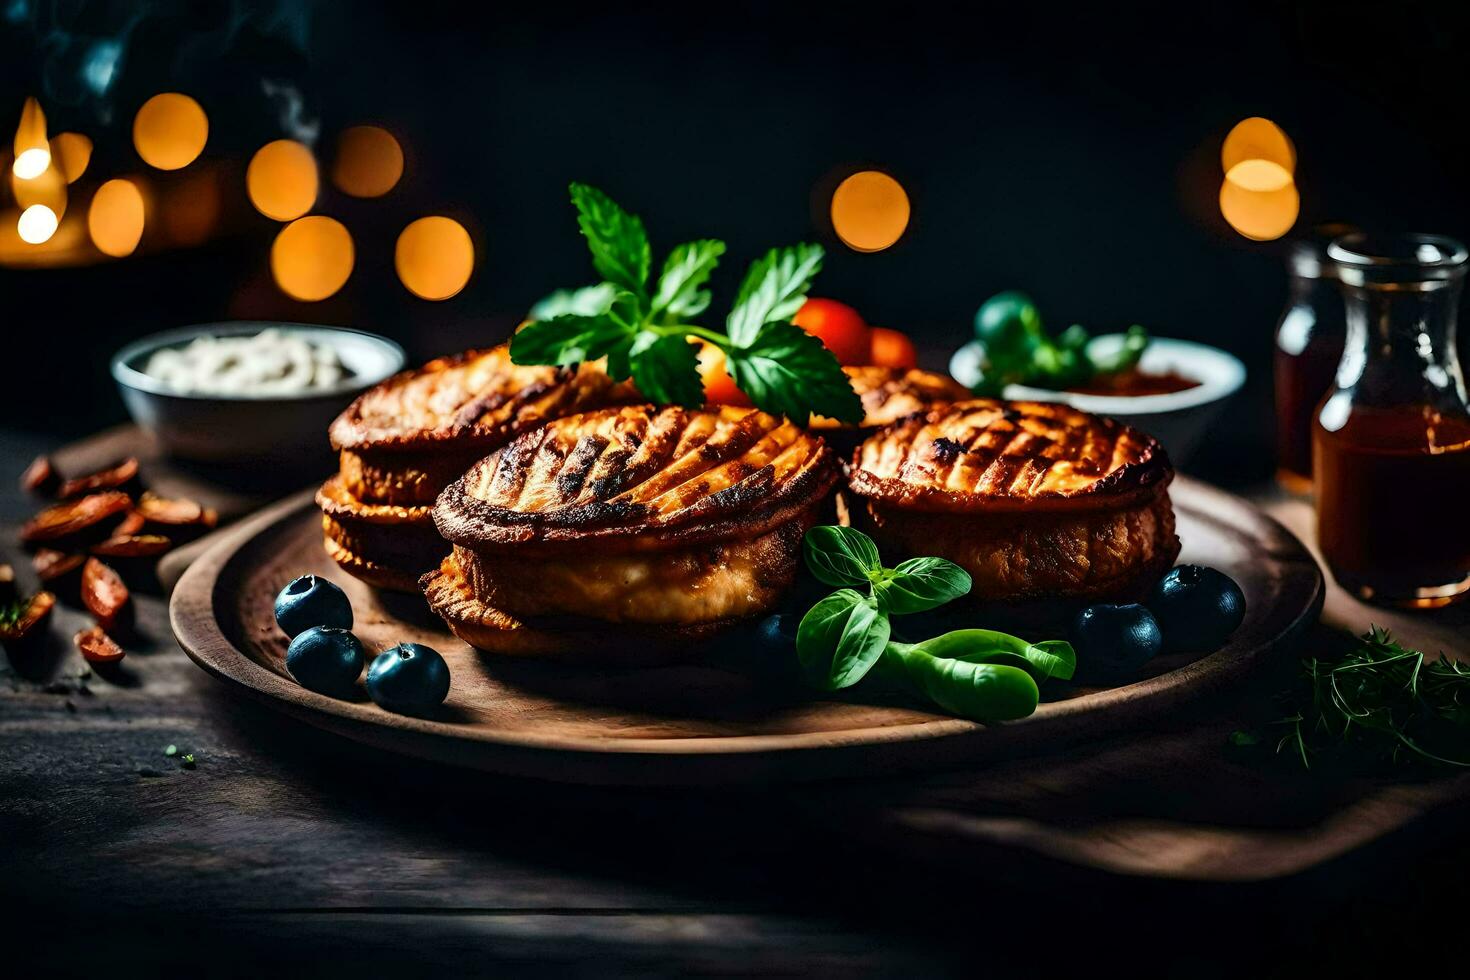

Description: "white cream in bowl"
143 328 351 397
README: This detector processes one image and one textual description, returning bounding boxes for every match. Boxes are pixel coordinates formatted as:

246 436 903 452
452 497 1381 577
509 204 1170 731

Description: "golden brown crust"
316 477 446 593
328 346 639 455
858 491 1180 603
809 366 970 431
420 557 744 662
848 399 1171 514
434 405 841 556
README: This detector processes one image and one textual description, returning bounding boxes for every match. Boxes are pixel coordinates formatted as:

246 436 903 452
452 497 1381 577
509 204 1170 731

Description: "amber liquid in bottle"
1314 407 1470 606
1275 338 1341 493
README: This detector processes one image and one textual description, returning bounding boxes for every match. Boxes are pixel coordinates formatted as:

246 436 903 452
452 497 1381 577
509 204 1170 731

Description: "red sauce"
1314 406 1470 606
1064 370 1201 397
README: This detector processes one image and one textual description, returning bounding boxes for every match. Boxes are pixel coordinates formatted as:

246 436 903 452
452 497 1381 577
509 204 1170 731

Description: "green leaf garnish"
513 184 861 423
651 240 726 322
801 525 881 589
971 290 1151 394
796 589 890 691
874 557 972 615
793 526 1073 721
726 244 824 347
726 320 862 422
569 182 651 301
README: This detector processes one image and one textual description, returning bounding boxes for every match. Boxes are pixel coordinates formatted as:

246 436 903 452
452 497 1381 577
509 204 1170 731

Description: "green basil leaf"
727 320 863 423
877 557 972 614
884 643 1041 722
726 244 824 346
627 332 705 408
802 525 881 589
651 239 726 323
529 283 617 321
1086 324 1150 375
797 589 890 691
568 183 651 301
509 314 634 372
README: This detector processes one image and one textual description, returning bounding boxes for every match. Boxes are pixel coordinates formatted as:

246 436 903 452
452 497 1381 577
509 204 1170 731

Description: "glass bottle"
1314 232 1470 608
1274 226 1351 494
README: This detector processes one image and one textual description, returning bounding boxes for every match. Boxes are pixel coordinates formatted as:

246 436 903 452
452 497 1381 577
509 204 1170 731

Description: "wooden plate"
171 477 1323 785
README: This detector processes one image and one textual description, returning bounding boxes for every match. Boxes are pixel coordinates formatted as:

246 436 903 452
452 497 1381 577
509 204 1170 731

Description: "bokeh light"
1219 177 1299 241
247 139 318 221
272 215 354 301
89 178 146 256
50 132 92 183
133 93 208 170
12 96 49 178
17 204 58 244
395 216 474 300
12 163 67 216
1221 117 1295 175
1224 158 1292 193
332 125 404 198
830 170 910 253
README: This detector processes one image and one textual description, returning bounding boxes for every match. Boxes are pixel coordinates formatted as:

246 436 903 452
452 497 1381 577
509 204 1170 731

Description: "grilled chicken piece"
848 400 1179 604
424 405 840 661
318 345 640 591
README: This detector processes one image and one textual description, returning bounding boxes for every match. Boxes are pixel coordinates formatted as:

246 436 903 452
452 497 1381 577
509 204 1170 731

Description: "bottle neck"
1333 277 1467 407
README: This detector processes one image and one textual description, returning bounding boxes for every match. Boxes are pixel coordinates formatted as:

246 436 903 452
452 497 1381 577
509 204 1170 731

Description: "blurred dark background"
4 0 1469 485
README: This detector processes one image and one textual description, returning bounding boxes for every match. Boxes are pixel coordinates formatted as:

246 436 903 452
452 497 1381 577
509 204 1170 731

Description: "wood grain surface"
6 428 1470 976
170 477 1322 785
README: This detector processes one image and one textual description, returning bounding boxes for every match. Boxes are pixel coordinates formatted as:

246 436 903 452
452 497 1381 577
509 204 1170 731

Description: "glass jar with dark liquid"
1314 233 1470 608
1275 232 1348 493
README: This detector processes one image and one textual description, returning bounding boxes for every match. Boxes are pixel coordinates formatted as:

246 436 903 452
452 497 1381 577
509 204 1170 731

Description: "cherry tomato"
793 298 872 365
868 327 917 369
697 344 751 406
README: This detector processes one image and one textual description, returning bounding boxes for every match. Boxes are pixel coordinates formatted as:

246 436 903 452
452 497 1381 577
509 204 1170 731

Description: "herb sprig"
1267 627 1470 769
796 526 1076 722
971 290 1148 396
513 183 862 423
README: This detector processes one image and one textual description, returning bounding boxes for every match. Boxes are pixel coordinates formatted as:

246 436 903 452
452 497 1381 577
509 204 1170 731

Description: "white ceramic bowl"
112 322 406 464
948 334 1246 464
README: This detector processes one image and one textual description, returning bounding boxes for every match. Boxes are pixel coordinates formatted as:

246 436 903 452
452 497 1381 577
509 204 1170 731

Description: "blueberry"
1147 565 1246 653
285 627 366 698
274 574 353 639
366 642 451 716
1071 603 1163 684
755 612 799 655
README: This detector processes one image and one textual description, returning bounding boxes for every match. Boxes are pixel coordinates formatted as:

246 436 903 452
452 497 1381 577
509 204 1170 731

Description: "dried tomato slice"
21 492 132 544
114 511 147 536
58 457 140 499
0 591 56 644
33 549 86 584
91 534 172 559
81 557 130 630
74 626 125 664
20 455 58 495
136 492 218 528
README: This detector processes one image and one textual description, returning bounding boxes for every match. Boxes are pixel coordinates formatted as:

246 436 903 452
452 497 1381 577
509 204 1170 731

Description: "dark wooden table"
3 427 1468 978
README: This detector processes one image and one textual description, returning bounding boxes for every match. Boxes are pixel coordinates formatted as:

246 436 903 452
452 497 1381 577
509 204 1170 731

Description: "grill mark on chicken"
850 399 1169 512
437 405 839 549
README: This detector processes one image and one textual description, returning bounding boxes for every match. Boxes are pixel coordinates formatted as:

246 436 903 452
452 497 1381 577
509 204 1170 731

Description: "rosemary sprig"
1270 627 1470 769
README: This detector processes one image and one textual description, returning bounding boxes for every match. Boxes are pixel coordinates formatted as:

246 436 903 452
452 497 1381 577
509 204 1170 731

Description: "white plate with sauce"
112 322 406 463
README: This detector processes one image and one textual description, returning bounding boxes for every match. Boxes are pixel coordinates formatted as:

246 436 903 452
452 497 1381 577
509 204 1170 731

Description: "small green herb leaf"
627 332 704 408
509 314 633 372
727 320 862 423
797 589 890 691
651 240 726 322
876 557 972 615
529 283 617 321
569 183 651 300
802 526 881 589
882 642 1041 722
727 244 824 346
164 744 178 757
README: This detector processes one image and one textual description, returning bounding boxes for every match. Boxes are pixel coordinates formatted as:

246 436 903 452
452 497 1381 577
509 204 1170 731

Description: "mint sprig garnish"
796 526 1076 722
513 183 862 423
